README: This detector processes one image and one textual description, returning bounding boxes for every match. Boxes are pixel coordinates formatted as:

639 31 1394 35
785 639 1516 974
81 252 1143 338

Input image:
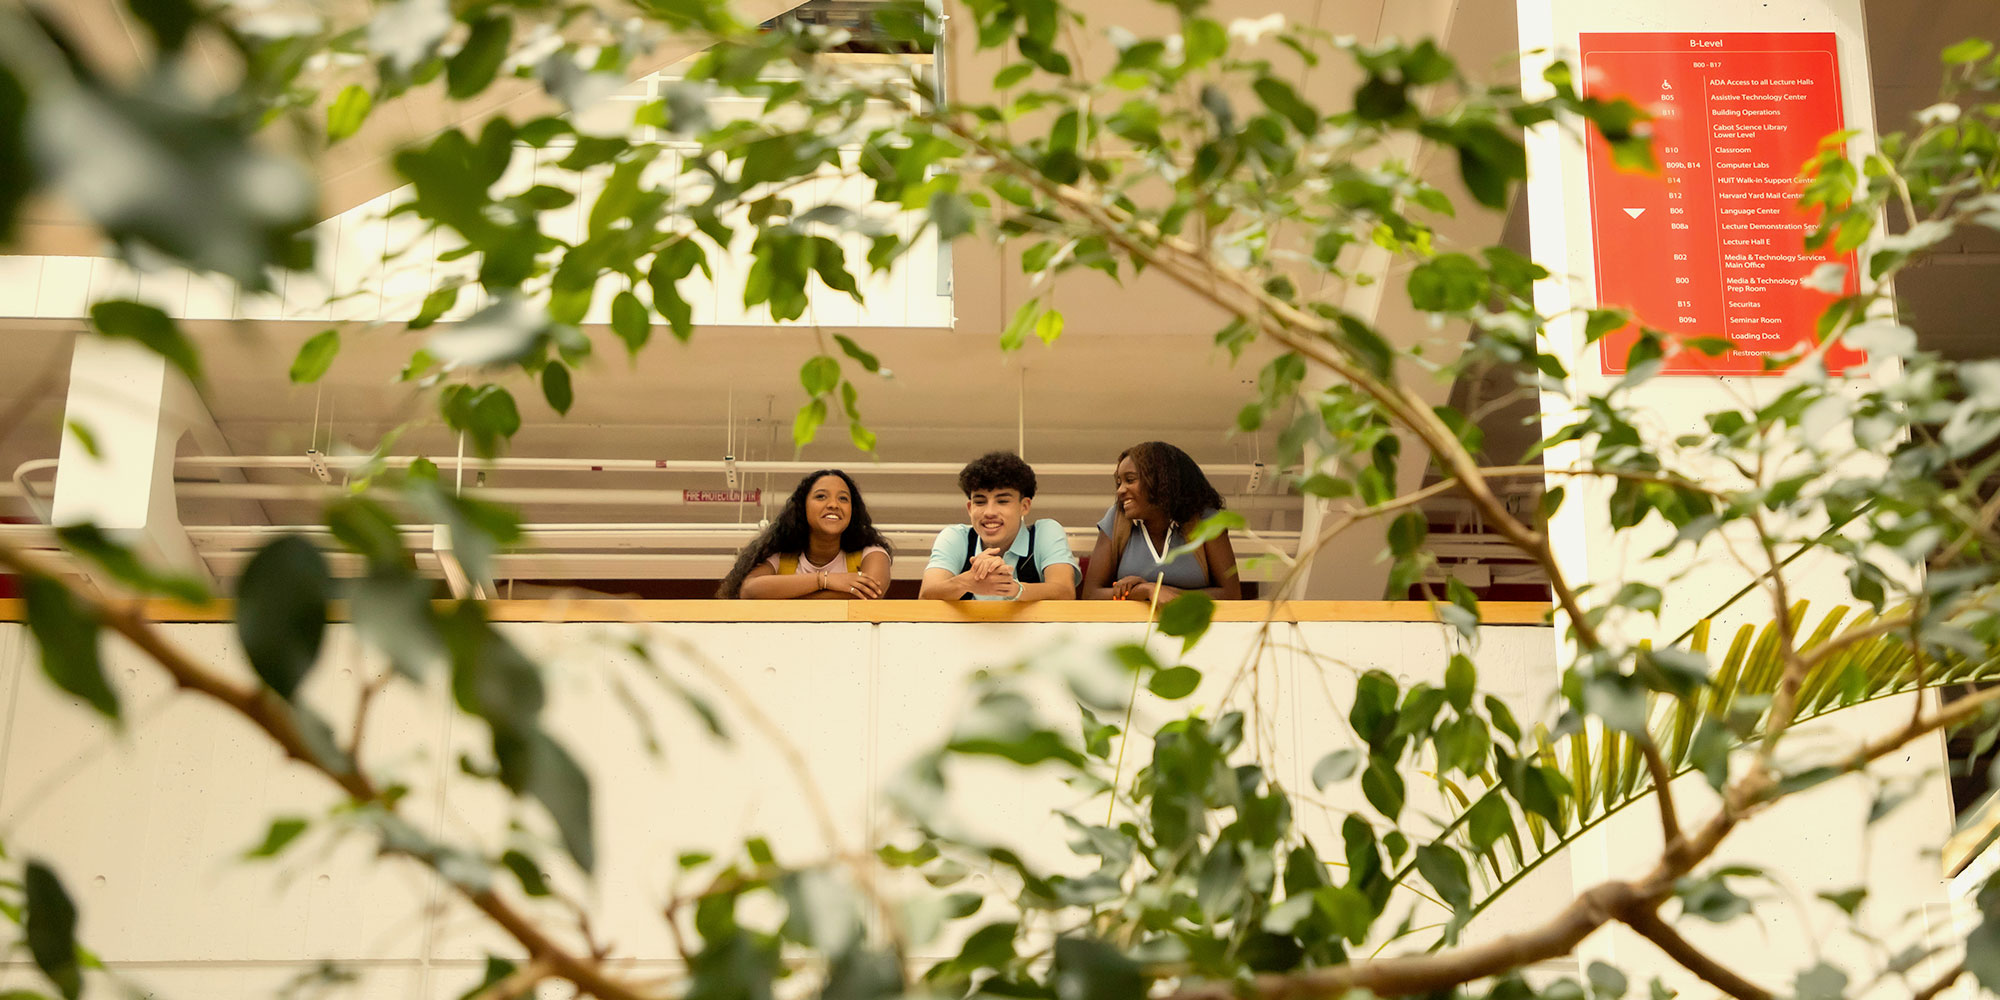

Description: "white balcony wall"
0 617 1561 998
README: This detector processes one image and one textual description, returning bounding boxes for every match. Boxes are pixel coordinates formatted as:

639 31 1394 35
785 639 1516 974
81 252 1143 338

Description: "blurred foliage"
6 3 2000 1000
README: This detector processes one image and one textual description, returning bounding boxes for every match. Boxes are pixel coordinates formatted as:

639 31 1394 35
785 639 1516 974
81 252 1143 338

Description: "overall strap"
845 551 864 573
777 554 798 575
1015 522 1042 584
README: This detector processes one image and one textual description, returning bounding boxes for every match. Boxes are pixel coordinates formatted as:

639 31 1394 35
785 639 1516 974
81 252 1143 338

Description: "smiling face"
967 488 1030 548
1113 455 1159 521
804 474 853 540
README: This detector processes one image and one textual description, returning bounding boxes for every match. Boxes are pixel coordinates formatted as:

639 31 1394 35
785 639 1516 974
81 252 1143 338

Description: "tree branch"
1160 881 1649 1000
1910 961 1966 1000
1621 908 1774 1000
0 543 657 1000
1638 741 1683 855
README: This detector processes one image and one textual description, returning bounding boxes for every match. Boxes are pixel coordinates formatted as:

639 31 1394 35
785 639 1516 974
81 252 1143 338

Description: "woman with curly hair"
717 470 893 599
1081 442 1241 602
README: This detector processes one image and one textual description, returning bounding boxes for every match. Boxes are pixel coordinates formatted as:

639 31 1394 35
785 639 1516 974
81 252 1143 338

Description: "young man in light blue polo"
919 451 1078 601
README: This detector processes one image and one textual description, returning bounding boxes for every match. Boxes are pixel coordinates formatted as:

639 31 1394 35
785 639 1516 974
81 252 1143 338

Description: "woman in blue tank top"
1080 442 1242 602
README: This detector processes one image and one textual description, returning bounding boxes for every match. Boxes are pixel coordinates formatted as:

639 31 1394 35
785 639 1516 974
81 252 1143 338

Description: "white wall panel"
0 626 439 964
35 257 93 319
0 619 1580 994
0 256 44 317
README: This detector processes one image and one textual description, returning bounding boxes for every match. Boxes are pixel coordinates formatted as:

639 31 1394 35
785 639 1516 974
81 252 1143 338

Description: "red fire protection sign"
683 489 761 503
1581 32 1865 376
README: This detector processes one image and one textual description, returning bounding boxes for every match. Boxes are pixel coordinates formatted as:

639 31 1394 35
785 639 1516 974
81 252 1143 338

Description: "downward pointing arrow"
1623 207 1646 219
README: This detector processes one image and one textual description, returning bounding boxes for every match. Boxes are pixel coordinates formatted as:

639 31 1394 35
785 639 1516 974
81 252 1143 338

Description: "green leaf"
440 385 523 458
235 535 331 701
90 300 200 382
1157 592 1216 654
1464 793 1512 855
1361 755 1405 820
1969 898 2000 991
1793 964 1847 1000
1183 17 1227 69
1407 253 1490 312
406 479 519 584
244 817 309 859
1315 884 1375 944
1445 654 1477 711
327 85 373 142
447 16 512 99
1147 665 1201 699
610 291 651 356
1943 37 1995 65
326 498 408 575
1052 938 1143 1000
289 329 340 383
1034 308 1065 345
500 849 551 896
24 576 117 721
929 190 973 241
408 286 459 330
541 362 573 416
801 355 841 397
793 397 828 447
1415 842 1471 910
588 157 646 239
23 862 80 1000
1817 887 1865 915
458 957 518 1000
1111 643 1159 672
1677 873 1751 922
1000 299 1040 352
348 573 443 681
128 0 199 51
993 62 1034 89
1587 962 1629 1000
832 334 881 374
1253 76 1319 133
1486 695 1522 743
64 420 99 459
1312 749 1358 790
1584 308 1629 345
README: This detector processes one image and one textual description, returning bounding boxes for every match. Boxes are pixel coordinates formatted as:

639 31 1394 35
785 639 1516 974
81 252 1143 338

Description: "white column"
1517 0 1955 990
51 335 214 589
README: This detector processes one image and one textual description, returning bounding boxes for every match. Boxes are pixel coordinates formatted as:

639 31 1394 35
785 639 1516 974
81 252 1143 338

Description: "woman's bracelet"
818 570 828 591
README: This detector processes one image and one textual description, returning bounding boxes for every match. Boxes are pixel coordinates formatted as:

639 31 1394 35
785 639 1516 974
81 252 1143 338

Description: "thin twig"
347 669 396 762
1621 908 1774 1000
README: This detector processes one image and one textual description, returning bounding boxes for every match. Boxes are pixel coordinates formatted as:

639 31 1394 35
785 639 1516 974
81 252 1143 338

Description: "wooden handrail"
0 598 1553 625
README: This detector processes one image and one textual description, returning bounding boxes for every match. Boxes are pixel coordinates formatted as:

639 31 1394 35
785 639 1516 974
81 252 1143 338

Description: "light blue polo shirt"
926 519 1079 599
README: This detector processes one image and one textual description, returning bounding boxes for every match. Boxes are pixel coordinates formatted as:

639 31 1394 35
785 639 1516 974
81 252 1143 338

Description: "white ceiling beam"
50 335 217 593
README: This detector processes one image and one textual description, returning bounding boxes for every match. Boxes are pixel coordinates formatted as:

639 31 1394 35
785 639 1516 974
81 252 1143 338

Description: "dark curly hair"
716 470 891 598
957 451 1038 498
1119 442 1225 526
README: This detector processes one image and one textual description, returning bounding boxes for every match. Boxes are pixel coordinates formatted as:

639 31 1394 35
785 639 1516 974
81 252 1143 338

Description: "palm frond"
1397 602 1996 936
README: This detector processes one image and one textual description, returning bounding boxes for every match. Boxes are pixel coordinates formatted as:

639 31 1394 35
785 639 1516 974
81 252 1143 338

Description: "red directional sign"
1581 32 1865 376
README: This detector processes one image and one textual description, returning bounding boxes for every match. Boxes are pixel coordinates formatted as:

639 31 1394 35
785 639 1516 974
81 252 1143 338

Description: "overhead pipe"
161 482 1301 510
